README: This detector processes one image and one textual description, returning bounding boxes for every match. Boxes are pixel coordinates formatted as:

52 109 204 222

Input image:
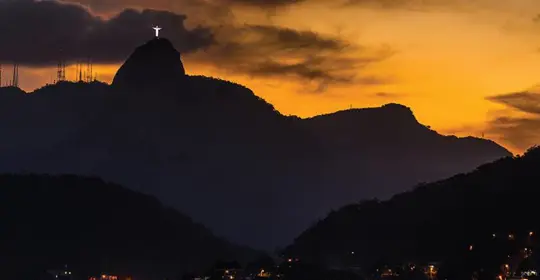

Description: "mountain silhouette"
282 146 540 279
0 174 258 280
301 103 509 203
0 38 511 249
113 37 186 90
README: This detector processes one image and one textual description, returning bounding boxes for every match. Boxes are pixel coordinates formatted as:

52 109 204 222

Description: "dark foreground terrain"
0 174 258 280
285 146 540 280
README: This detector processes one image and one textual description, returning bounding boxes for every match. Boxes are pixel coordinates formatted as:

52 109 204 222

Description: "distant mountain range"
0 37 511 249
0 174 258 279
282 146 540 279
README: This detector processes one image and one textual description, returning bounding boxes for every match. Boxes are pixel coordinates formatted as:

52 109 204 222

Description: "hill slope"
299 103 510 204
0 174 256 279
0 38 511 249
283 146 540 278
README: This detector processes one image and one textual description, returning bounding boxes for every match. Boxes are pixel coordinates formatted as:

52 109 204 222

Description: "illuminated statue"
153 26 162 37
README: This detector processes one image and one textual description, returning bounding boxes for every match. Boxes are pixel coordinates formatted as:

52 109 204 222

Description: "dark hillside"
284 147 540 279
0 174 257 280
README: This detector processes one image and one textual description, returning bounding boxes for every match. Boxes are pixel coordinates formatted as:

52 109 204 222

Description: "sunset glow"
8 0 540 153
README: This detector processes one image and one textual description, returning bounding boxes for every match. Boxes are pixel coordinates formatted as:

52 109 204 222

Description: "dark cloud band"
190 24 392 90
0 0 213 65
486 91 540 151
0 0 391 90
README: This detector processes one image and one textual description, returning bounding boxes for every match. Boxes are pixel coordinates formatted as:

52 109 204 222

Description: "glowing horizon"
4 0 540 154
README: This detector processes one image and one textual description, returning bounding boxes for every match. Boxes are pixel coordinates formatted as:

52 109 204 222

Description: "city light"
99 275 118 280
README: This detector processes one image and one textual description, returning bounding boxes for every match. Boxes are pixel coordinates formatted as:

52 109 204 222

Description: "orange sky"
11 0 540 154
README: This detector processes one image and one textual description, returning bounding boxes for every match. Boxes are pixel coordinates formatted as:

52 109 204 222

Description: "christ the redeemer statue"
153 26 162 37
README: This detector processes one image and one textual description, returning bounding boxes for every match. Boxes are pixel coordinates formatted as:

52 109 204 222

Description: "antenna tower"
0 64 2 87
78 60 82 82
12 63 19 87
56 48 66 83
57 60 66 83
75 61 79 81
83 57 94 83
90 59 93 82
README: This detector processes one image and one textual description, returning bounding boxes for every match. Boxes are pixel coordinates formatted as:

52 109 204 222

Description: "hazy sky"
4 0 540 153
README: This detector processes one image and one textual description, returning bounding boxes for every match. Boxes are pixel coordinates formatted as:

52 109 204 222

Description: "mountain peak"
377 103 418 124
307 103 418 127
112 38 186 89
380 103 413 113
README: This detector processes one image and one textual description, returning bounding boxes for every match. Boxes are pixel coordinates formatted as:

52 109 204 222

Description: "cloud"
373 92 406 98
343 0 468 8
61 0 234 25
487 116 540 152
61 0 484 16
189 24 393 90
221 0 306 8
235 24 346 51
486 91 540 151
60 0 459 17
246 59 352 82
63 0 307 12
0 1 391 90
205 0 463 10
0 0 213 66
486 91 540 115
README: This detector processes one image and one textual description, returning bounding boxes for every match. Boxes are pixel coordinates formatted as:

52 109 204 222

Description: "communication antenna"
75 61 80 81
90 59 93 82
57 57 66 83
85 57 92 82
78 60 82 82
12 63 19 87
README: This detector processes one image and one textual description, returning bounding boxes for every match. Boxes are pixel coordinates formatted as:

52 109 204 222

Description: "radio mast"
12 63 19 87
